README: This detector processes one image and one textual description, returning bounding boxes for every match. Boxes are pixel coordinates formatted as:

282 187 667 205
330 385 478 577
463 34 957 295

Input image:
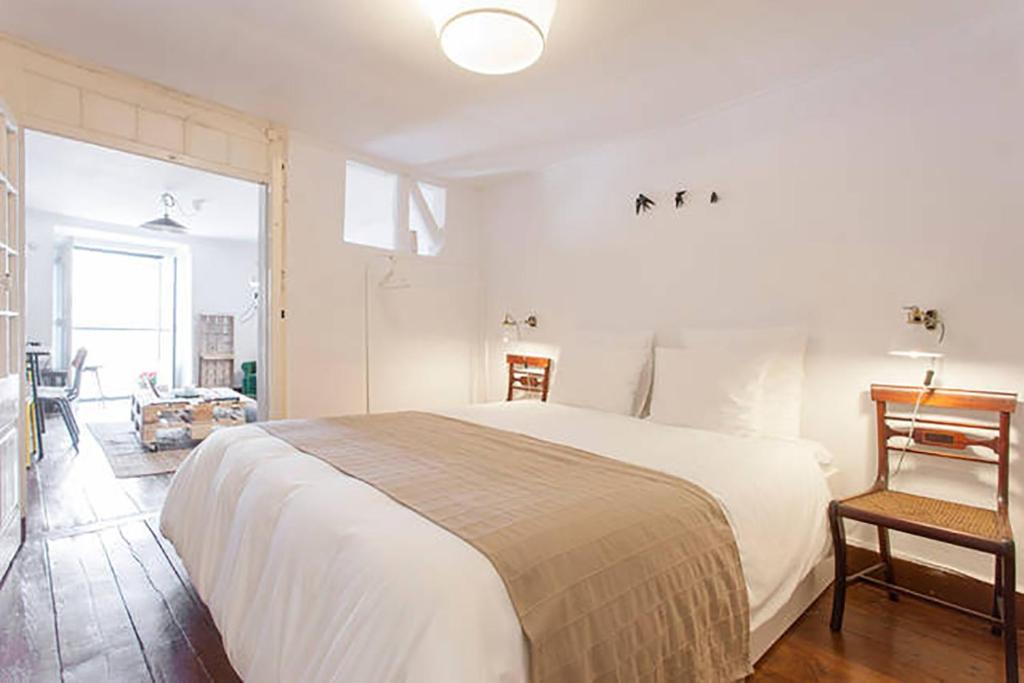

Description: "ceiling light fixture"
423 0 557 75
140 192 189 234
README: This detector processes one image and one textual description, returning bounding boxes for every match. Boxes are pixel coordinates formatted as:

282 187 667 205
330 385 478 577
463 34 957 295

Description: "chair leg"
1003 544 1018 683
878 526 899 601
93 369 107 408
995 555 1005 636
64 402 79 451
56 400 78 452
66 400 80 440
59 399 76 440
829 501 847 632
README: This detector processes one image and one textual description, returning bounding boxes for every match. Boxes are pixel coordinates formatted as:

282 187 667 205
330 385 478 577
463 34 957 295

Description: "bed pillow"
676 327 807 438
549 331 653 417
649 346 773 435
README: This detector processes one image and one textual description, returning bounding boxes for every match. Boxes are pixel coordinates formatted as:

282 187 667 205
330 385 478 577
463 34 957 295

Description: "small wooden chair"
830 384 1019 682
506 355 551 402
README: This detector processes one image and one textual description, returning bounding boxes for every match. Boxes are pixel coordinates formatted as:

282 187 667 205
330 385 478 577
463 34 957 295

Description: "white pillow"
549 331 653 416
676 327 807 438
649 346 771 435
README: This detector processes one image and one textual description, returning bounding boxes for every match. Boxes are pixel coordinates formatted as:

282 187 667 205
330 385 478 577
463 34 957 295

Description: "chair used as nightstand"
506 355 551 402
830 384 1019 682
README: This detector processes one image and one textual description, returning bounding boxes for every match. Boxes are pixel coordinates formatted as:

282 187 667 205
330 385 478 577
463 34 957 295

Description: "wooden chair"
506 355 551 402
830 384 1019 682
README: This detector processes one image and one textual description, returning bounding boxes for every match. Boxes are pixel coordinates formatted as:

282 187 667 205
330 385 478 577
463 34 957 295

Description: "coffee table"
131 387 251 451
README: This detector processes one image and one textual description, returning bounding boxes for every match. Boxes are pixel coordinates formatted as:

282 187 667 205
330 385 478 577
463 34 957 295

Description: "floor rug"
87 422 193 478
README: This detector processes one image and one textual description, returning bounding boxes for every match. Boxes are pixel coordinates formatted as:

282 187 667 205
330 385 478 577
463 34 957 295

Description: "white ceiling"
25 131 262 241
1 1 1010 178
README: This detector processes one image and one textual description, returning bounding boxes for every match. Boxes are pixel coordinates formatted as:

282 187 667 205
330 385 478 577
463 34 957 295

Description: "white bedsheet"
159 401 832 683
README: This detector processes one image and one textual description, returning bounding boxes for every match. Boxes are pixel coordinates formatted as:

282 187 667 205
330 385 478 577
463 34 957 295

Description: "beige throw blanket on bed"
262 412 750 682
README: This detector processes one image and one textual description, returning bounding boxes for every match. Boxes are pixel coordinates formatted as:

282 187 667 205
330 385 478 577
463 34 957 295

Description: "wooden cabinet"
0 98 23 581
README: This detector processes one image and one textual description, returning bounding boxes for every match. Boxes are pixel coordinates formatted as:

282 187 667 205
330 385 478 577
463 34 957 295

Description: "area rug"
88 422 193 478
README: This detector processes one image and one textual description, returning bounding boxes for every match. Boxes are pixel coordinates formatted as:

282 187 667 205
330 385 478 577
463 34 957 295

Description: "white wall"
283 133 482 418
25 209 259 384
477 12 1024 586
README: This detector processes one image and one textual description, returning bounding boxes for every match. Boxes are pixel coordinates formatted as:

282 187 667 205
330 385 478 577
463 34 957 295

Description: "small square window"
344 161 399 250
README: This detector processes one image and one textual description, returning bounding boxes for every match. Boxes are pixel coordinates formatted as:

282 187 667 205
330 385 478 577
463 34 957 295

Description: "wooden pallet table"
131 387 250 451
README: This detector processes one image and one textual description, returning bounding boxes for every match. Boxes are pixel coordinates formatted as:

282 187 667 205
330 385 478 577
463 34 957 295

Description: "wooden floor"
0 402 239 682
0 403 1019 682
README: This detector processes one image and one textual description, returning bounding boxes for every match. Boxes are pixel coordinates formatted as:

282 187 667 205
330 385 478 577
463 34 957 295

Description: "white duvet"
160 401 832 683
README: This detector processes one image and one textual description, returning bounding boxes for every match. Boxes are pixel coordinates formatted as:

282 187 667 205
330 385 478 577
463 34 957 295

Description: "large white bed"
160 400 834 682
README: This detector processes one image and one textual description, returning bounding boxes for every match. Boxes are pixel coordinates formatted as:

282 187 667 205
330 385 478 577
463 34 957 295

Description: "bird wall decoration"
635 194 656 215
634 188 722 215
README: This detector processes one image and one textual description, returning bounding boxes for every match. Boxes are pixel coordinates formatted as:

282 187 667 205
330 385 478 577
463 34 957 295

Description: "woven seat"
841 490 1008 541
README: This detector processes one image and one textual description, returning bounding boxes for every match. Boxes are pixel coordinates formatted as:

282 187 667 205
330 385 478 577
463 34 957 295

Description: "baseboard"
847 544 1024 617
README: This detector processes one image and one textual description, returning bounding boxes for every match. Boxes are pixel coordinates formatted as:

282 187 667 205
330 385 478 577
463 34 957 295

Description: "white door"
0 99 24 580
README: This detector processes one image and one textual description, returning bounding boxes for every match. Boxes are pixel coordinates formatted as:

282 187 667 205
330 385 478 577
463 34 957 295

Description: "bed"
159 400 834 682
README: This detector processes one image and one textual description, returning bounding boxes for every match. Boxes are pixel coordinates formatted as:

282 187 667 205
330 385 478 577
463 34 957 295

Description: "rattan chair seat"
841 489 1008 541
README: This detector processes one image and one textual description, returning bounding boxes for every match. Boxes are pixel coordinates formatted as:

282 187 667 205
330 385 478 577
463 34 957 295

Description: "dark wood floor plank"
34 411 143 533
146 518 206 609
47 532 152 682
0 539 61 681
35 440 101 532
24 454 49 539
119 473 174 515
754 583 1019 681
101 521 240 682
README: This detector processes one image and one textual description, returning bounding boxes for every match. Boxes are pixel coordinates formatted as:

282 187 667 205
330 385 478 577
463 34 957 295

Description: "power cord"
891 359 936 480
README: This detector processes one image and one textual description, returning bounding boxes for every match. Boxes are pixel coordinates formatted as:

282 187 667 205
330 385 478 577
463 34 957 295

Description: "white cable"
891 357 936 480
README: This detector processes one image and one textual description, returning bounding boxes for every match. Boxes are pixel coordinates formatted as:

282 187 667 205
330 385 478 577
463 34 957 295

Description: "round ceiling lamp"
423 1 557 75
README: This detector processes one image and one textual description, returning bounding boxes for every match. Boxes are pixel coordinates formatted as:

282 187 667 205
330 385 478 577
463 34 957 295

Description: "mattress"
159 401 832 682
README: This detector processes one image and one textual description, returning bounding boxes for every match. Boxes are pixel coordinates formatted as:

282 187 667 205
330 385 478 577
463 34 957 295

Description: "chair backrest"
66 347 87 401
871 384 1018 513
506 354 552 402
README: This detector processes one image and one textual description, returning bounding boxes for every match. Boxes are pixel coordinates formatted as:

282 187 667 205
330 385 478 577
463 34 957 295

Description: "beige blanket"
262 412 750 682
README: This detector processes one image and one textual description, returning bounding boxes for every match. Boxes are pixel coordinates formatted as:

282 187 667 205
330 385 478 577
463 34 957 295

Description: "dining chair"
35 348 87 452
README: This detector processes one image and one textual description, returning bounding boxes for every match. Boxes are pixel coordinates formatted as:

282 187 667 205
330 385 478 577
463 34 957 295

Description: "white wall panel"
82 92 136 138
137 109 184 152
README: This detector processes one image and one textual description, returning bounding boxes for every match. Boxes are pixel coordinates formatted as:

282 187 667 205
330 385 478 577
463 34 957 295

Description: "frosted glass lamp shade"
423 0 557 75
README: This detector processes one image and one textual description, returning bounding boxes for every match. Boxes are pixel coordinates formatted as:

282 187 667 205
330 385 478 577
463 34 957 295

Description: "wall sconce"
502 312 538 343
889 305 945 386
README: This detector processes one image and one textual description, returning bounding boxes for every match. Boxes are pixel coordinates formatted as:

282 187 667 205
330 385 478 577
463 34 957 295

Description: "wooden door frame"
0 33 288 419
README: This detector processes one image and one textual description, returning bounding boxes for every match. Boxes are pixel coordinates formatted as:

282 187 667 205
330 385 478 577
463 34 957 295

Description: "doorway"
23 130 266 466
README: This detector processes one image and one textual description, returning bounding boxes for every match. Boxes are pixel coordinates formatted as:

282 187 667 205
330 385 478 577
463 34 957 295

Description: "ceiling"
1 1 1010 178
25 131 262 241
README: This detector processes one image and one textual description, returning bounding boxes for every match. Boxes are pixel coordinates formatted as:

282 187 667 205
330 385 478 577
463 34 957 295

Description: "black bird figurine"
710 191 720 204
674 189 687 208
635 193 655 215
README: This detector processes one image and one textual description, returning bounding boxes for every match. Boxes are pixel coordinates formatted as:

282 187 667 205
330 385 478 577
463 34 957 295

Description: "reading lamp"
888 308 947 479
889 305 945 386
502 312 538 344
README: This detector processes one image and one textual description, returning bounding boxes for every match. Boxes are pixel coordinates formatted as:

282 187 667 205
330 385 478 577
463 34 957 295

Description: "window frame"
342 160 448 257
